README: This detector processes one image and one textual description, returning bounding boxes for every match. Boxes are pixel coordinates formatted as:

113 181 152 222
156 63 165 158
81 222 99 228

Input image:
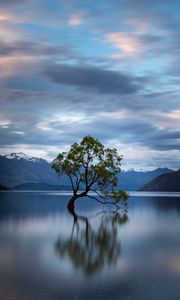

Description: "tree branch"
86 195 106 204
84 165 88 190
88 173 100 189
73 173 81 192
89 189 107 200
68 174 76 194
86 194 119 208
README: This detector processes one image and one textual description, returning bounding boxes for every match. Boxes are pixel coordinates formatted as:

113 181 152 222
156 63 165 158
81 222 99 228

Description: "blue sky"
0 0 180 170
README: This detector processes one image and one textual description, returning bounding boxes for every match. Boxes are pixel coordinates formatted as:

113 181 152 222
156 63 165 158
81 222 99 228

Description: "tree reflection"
55 206 128 276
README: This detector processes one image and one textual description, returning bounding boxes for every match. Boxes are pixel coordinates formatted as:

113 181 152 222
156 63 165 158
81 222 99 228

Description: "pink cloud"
68 14 83 26
106 32 146 58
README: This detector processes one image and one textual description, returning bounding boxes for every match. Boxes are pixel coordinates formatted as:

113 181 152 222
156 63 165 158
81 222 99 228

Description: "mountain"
4 152 40 162
140 170 180 192
15 183 72 191
0 152 68 187
0 184 11 191
0 152 174 190
118 168 173 191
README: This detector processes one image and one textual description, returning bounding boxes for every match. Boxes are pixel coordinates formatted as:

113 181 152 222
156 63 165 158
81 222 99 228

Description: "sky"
0 0 180 170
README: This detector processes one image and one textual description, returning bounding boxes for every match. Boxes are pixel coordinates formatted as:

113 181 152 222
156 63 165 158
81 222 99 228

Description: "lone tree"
52 136 128 209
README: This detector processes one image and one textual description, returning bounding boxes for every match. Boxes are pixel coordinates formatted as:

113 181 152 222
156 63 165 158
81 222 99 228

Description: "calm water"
0 192 180 300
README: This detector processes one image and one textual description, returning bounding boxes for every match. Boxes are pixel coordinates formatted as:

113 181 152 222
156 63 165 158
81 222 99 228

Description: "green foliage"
52 136 128 206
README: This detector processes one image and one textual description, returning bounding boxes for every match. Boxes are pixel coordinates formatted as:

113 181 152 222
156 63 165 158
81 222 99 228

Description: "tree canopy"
52 136 128 208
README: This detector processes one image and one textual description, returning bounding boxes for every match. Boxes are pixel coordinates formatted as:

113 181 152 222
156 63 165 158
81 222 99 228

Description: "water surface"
0 191 180 300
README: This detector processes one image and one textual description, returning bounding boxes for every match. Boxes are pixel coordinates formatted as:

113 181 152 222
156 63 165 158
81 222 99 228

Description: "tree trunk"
67 195 77 210
67 191 88 210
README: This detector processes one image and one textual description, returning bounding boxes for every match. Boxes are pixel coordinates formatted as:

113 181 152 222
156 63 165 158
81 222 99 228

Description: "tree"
52 136 128 209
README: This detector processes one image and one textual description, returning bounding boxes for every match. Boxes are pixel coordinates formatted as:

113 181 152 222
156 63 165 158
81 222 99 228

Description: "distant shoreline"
1 190 180 197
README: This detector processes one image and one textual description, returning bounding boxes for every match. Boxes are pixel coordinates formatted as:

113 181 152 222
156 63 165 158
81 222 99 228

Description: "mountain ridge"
4 152 42 162
0 152 175 191
14 182 72 191
140 170 180 192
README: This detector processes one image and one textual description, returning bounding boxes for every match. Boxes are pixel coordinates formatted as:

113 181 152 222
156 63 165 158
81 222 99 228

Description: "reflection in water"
55 207 128 276
1 192 180 299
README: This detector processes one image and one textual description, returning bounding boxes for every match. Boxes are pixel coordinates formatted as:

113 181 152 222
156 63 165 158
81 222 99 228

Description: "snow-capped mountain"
4 152 42 162
0 152 65 187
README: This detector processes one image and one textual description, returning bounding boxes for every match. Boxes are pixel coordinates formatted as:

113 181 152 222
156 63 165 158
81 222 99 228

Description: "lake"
0 191 180 300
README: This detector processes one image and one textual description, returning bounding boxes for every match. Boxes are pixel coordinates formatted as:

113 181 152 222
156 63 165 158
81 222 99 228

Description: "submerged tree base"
67 196 77 209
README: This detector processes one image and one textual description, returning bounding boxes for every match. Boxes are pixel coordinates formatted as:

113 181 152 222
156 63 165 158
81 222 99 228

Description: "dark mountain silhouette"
15 182 71 191
117 168 173 191
0 184 11 191
0 153 174 191
140 170 180 191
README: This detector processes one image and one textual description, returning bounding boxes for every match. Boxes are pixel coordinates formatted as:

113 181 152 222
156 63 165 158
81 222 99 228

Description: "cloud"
1 93 180 152
0 116 11 127
0 0 179 169
0 0 23 7
68 14 83 26
0 40 70 57
125 18 150 33
106 31 164 60
0 39 73 80
0 87 180 170
155 110 180 128
106 32 143 57
44 63 142 94
0 106 179 169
